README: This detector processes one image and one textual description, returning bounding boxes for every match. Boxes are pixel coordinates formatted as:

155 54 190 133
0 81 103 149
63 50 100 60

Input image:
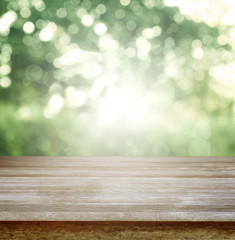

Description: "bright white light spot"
48 94 64 108
0 11 17 35
230 28 235 41
65 86 87 107
53 58 62 68
120 0 130 7
59 48 102 66
89 75 117 99
192 47 204 59
143 27 162 39
23 21 35 34
98 86 148 125
210 62 235 87
164 0 178 7
43 94 65 118
142 28 155 39
59 48 102 79
0 64 11 75
81 15 94 27
136 37 151 60
164 63 178 78
39 23 56 42
3 11 17 24
143 26 162 39
0 76 11 88
209 62 235 101
153 26 162 37
222 2 235 26
60 49 82 65
94 23 107 36
99 35 119 51
39 27 54 41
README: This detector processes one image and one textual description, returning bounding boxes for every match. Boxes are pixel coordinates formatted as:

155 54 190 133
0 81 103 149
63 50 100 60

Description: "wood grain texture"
0 221 235 240
0 156 234 221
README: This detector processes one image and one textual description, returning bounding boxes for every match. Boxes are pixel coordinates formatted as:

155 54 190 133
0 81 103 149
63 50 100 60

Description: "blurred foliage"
0 0 235 156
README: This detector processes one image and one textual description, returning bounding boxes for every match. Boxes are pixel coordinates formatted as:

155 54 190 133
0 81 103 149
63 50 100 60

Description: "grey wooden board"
0 156 234 221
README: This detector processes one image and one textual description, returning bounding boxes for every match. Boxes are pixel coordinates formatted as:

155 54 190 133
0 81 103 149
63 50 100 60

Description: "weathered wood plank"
0 156 234 221
0 221 234 240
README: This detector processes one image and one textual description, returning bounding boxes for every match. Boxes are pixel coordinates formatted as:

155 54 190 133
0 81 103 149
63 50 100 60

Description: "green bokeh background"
0 0 235 156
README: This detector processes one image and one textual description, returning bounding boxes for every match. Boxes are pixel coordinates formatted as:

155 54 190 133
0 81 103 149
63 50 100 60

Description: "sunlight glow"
58 48 102 79
209 61 235 99
136 37 151 59
65 86 87 107
98 86 148 125
43 94 65 118
99 35 119 51
164 0 235 26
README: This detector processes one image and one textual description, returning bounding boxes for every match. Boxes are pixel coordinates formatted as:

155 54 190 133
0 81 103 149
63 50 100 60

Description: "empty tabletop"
0 156 234 221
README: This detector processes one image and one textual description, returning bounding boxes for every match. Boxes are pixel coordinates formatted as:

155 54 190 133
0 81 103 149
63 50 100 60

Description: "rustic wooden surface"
0 156 234 221
0 221 235 240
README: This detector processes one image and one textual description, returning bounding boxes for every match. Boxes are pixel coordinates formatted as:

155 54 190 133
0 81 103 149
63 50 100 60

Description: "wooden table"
0 156 234 239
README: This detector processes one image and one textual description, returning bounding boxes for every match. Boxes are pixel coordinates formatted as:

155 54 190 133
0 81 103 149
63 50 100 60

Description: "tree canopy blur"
0 0 235 156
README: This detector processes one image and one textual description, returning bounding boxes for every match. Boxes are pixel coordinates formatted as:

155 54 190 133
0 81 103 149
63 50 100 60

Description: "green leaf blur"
0 0 235 156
